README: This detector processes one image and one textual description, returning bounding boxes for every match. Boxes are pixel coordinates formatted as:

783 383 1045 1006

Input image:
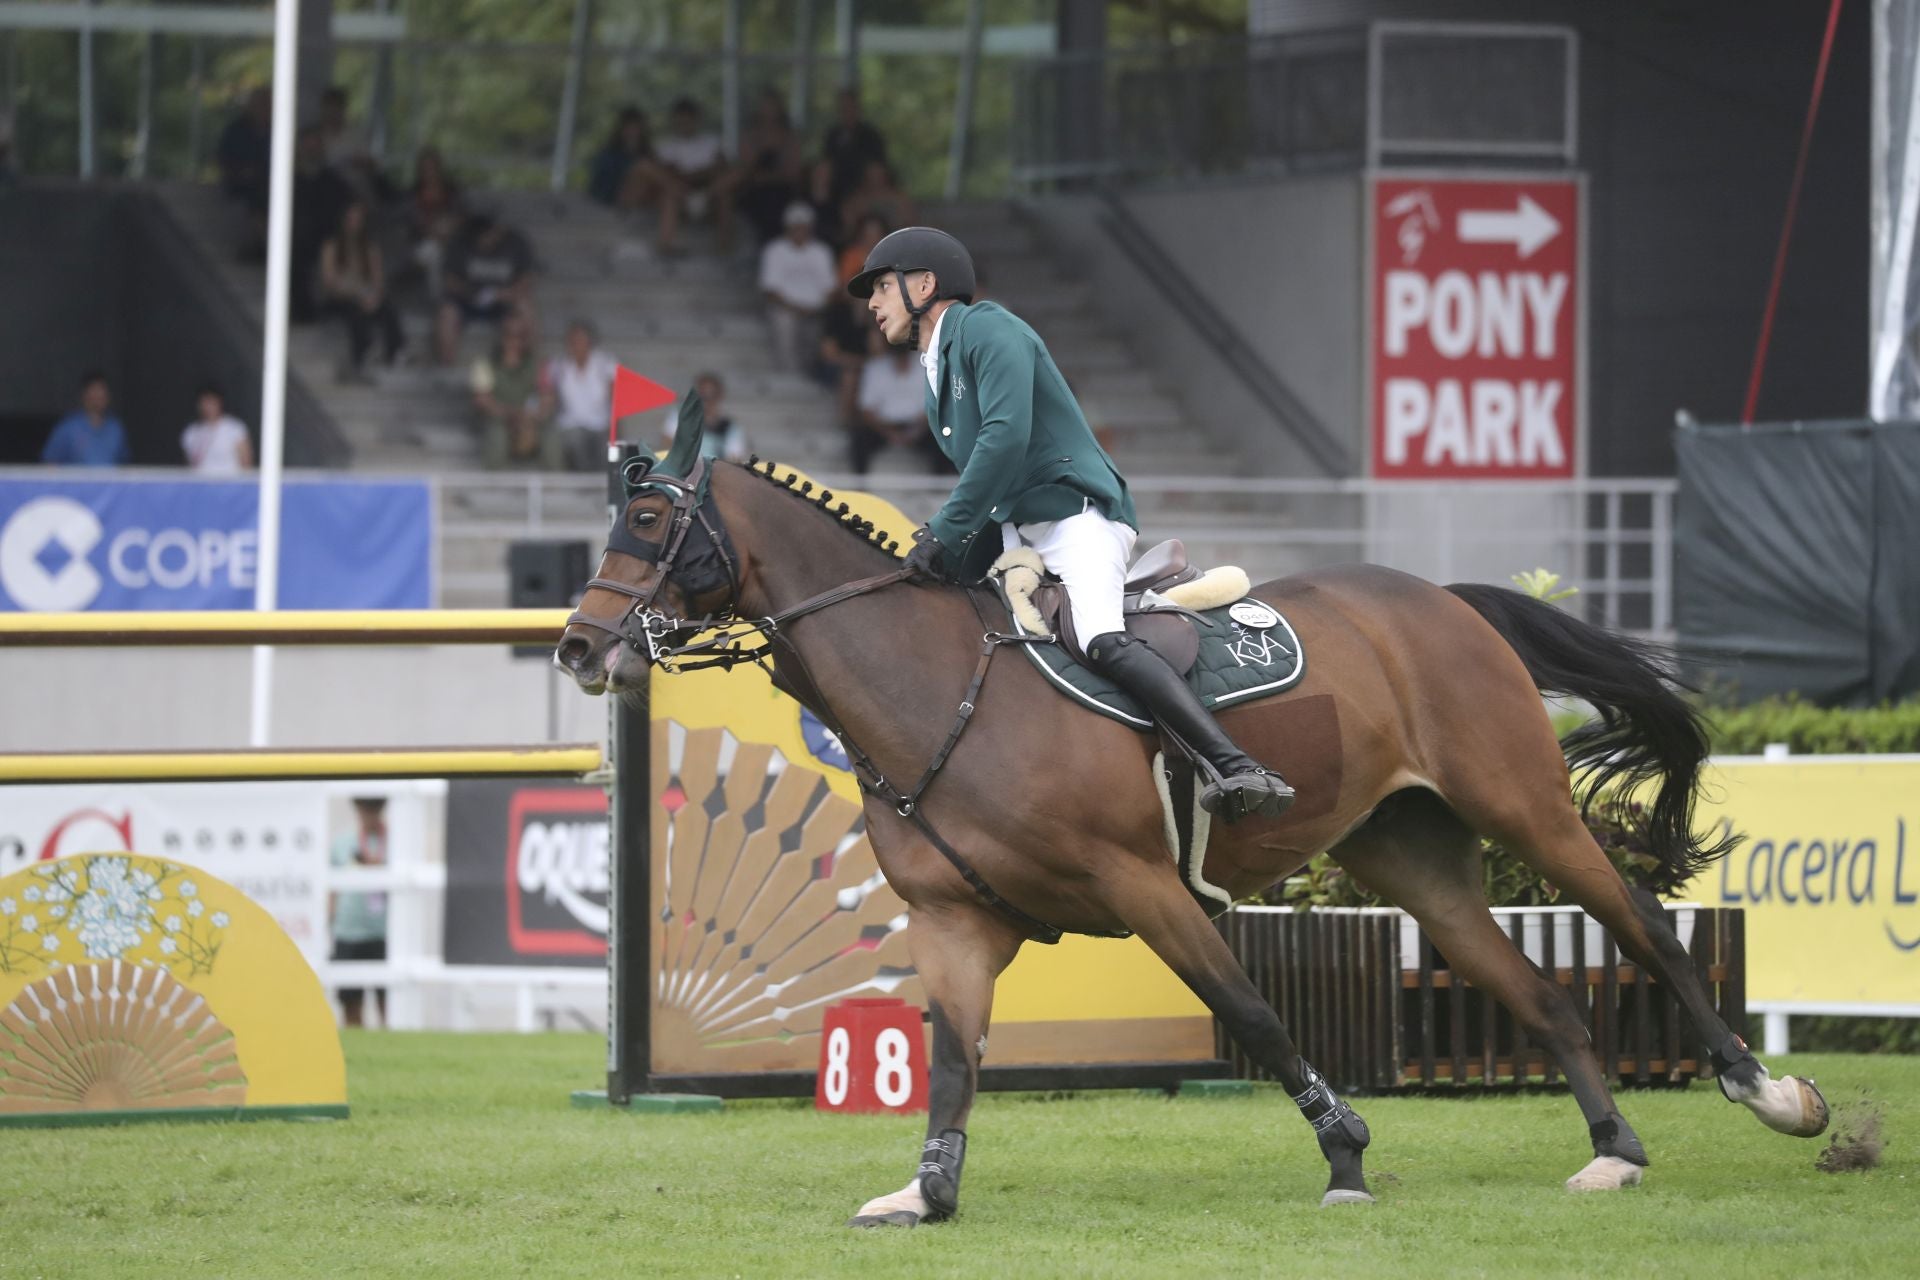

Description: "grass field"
2 1034 1911 1279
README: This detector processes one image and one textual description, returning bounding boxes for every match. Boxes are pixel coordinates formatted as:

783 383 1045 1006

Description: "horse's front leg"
848 900 1025 1228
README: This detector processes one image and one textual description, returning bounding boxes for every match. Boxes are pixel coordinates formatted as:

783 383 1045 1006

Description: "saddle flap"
1033 581 1199 676
1124 539 1199 594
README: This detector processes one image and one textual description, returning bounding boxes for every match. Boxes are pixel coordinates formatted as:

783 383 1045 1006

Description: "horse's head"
553 392 741 695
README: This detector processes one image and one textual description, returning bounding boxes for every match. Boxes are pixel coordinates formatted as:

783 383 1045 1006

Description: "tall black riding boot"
1086 631 1294 821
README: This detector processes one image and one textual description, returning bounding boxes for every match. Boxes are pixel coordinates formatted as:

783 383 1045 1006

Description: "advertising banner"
0 783 330 964
443 778 608 967
1370 174 1582 479
1680 757 1920 1009
0 476 432 611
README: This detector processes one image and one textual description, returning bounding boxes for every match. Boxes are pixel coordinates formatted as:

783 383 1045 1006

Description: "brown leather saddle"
1027 538 1208 673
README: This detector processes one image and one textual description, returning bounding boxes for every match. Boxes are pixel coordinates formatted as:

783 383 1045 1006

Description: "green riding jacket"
922 301 1138 582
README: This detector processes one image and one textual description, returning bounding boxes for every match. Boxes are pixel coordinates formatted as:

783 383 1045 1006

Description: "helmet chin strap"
894 269 933 348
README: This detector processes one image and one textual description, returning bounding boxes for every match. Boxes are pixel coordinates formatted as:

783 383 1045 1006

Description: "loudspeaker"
508 540 591 658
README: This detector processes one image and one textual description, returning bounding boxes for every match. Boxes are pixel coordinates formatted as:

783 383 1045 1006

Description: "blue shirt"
41 412 130 467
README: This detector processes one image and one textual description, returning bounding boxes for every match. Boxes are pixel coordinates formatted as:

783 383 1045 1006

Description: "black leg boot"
1086 631 1295 821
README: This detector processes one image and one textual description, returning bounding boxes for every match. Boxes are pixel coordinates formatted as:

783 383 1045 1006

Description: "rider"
848 227 1294 822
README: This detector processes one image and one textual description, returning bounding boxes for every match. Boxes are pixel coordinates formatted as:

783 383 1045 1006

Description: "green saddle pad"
995 583 1307 729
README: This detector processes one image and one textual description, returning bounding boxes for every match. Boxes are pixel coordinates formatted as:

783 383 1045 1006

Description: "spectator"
838 212 891 287
0 110 18 187
821 87 888 206
216 88 273 255
654 97 739 254
180 385 254 474
436 211 535 365
471 318 558 469
543 319 618 472
405 147 464 302
817 295 871 427
840 161 917 240
319 200 405 380
589 107 669 212
317 85 382 199
41 372 129 468
759 202 838 372
688 372 751 463
854 331 950 475
735 89 805 244
292 124 355 322
330 796 390 1030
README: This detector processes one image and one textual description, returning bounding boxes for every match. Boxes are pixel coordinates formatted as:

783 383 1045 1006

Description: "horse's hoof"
1777 1075 1830 1138
1735 1071 1831 1138
1565 1155 1644 1192
848 1180 930 1229
1321 1189 1375 1207
848 1211 921 1229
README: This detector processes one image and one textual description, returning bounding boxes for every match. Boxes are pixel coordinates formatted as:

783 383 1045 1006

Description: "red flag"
609 366 676 443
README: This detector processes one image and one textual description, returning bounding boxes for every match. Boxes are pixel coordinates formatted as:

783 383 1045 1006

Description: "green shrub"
1704 696 1920 755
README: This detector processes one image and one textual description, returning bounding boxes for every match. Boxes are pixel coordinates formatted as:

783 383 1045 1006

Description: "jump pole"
0 745 602 785
0 609 571 647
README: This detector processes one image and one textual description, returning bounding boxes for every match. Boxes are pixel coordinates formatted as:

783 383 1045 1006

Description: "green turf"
1 1034 1910 1279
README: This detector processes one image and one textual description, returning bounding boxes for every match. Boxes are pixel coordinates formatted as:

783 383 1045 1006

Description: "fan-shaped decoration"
0 960 246 1113
650 721 922 1073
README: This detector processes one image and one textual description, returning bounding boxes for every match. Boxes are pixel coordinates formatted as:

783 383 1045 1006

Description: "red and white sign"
815 997 928 1114
1370 176 1581 479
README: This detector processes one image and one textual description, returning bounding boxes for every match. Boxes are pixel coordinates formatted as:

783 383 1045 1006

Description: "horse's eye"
634 511 659 528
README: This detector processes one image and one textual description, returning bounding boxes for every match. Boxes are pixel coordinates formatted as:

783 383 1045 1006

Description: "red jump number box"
815 997 927 1114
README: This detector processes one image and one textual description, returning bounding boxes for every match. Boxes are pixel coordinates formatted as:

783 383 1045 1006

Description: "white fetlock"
848 1179 929 1228
1723 1062 1830 1137
1565 1155 1644 1192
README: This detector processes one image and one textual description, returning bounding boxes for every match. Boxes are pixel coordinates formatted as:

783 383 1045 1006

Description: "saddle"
994 539 1251 674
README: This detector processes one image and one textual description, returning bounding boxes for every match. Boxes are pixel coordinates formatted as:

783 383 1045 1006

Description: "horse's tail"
1445 582 1738 894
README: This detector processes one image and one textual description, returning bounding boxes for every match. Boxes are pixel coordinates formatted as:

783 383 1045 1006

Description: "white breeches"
1002 508 1137 644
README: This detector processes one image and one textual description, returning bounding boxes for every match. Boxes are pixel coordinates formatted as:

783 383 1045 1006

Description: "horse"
555 402 1829 1226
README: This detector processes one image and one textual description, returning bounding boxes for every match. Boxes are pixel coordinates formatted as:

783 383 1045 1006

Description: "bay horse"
555 405 1829 1225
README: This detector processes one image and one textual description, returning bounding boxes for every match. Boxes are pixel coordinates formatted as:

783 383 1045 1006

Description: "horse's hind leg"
1107 864 1374 1206
847 900 1025 1229
1476 800 1830 1140
1333 794 1650 1192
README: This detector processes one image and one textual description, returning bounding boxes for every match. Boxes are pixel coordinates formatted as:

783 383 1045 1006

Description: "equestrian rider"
848 227 1295 822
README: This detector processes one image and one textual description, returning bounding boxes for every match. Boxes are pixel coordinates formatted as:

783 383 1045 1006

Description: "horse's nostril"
555 634 595 671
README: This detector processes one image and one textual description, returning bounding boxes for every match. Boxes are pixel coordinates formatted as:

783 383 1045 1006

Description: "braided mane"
741 456 904 558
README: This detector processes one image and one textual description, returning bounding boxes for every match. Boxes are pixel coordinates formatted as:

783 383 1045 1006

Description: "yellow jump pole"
0 609 573 648
0 744 604 785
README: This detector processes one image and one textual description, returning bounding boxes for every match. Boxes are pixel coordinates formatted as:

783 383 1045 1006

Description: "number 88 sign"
814 998 928 1113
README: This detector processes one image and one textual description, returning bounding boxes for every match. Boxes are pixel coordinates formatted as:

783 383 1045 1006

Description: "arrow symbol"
1457 194 1561 258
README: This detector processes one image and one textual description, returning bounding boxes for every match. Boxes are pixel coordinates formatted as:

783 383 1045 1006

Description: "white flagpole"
250 0 301 748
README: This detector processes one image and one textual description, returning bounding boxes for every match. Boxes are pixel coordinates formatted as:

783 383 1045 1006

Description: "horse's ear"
659 387 706 478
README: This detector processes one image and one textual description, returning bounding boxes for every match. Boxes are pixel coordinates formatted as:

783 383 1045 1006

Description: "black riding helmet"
847 228 977 349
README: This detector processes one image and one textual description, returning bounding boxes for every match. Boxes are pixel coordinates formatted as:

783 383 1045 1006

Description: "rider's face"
868 272 932 346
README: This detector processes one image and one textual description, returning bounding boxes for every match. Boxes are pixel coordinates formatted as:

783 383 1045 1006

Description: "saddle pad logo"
1228 600 1279 630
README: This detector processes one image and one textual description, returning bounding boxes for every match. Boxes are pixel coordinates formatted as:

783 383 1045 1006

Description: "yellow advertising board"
644 484 1209 1080
1679 756 1920 1009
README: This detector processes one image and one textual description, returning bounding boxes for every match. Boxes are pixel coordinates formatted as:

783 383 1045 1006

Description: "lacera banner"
0 476 431 611
1681 757 1920 1008
0 783 330 965
443 778 608 966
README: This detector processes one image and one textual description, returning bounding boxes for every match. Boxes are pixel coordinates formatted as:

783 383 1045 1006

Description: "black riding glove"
902 527 950 583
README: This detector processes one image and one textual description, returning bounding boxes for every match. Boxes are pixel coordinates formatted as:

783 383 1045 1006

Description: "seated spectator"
838 213 890 287
735 89 805 245
41 372 129 468
817 295 871 428
292 124 355 322
180 385 254 474
663 373 751 463
320 200 405 380
759 202 838 372
405 146 464 302
654 97 739 254
840 161 917 240
822 87 888 208
853 332 948 475
471 319 558 470
217 88 273 255
589 107 669 212
436 211 535 365
544 319 618 472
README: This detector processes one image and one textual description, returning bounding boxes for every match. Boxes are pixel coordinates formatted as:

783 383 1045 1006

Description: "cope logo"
0 497 104 610
506 788 610 956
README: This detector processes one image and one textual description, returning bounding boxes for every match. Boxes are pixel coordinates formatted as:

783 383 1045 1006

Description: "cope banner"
443 778 607 966
1370 175 1582 479
0 476 432 611
1680 757 1920 1010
